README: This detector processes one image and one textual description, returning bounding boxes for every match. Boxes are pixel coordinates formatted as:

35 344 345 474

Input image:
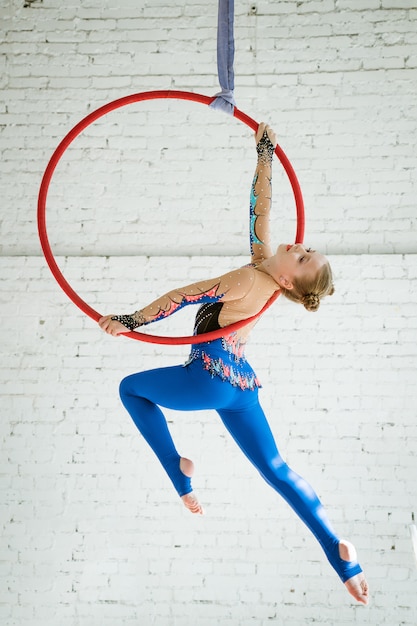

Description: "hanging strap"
209 0 236 115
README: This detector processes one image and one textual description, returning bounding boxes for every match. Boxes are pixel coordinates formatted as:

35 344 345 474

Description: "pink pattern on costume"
200 351 261 391
150 283 223 323
222 333 246 359
184 334 261 391
182 285 221 303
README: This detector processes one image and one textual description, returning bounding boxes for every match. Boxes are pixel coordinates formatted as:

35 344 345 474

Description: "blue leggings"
119 358 362 583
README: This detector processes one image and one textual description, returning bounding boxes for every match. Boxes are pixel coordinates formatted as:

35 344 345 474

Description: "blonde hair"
280 261 335 312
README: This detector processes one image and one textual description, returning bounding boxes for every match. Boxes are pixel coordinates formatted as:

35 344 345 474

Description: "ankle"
339 540 357 562
179 457 194 478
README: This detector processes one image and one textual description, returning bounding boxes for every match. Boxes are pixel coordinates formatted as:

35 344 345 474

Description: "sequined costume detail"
184 335 261 391
256 129 275 164
249 173 264 255
193 301 223 334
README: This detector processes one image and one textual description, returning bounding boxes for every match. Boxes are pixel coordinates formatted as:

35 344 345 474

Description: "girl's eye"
299 256 305 263
306 247 312 252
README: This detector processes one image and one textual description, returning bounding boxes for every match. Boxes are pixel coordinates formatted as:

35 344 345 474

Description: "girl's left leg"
217 394 365 589
119 362 237 499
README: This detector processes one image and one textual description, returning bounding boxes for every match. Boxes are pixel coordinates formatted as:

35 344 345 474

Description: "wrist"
111 311 145 331
256 130 275 165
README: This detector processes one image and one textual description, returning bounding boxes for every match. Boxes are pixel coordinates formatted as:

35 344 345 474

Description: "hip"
184 337 261 392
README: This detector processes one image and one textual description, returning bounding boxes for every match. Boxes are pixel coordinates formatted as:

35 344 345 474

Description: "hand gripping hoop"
37 90 305 345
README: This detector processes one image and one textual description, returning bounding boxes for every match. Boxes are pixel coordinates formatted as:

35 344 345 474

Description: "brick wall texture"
1 1 416 625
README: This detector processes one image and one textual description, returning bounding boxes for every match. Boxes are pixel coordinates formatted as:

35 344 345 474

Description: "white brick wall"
1 0 417 624
1 0 416 256
2 253 417 625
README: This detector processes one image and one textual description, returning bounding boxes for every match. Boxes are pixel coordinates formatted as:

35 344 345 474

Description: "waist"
190 335 247 361
185 336 261 391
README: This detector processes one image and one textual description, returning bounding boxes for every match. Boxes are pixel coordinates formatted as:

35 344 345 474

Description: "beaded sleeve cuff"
256 130 275 165
111 311 145 331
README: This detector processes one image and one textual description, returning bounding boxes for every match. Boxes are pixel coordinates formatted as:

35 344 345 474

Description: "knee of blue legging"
119 374 137 402
119 376 128 400
258 458 290 488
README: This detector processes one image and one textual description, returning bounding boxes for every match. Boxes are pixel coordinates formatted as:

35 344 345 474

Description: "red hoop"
37 90 305 345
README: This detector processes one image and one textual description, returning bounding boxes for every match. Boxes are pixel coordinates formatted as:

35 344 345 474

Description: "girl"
99 124 369 605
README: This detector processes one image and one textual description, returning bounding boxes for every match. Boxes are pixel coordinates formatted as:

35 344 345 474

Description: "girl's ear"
278 275 294 290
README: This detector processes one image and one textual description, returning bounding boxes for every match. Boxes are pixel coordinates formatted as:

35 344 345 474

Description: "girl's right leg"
217 396 369 603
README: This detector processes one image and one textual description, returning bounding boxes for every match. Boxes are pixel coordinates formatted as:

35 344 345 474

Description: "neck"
258 257 281 285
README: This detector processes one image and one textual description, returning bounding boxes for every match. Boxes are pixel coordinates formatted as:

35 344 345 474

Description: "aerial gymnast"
99 123 369 605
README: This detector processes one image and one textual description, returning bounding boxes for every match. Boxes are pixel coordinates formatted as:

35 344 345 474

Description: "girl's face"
275 243 328 286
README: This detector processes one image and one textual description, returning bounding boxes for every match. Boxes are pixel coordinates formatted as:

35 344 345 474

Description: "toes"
344 574 369 605
181 493 204 515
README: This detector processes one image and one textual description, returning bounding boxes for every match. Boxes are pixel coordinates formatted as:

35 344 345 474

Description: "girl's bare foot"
179 457 204 515
340 540 369 605
181 492 204 515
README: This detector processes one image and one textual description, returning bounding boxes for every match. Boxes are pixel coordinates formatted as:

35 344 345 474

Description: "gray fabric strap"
209 0 236 115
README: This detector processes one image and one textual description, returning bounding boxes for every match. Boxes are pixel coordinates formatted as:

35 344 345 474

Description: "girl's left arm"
99 269 254 335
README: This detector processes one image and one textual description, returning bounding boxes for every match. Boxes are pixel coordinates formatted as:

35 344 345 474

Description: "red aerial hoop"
37 89 305 345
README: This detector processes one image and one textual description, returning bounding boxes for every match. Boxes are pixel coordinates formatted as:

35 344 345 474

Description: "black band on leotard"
193 302 223 334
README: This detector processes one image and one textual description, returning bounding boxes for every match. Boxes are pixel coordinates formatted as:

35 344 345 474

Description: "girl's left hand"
98 315 129 336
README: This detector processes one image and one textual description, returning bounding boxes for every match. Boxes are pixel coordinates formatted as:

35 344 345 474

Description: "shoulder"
226 266 257 286
216 266 258 301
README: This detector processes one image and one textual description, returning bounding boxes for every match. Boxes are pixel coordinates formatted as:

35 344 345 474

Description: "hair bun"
302 292 320 312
